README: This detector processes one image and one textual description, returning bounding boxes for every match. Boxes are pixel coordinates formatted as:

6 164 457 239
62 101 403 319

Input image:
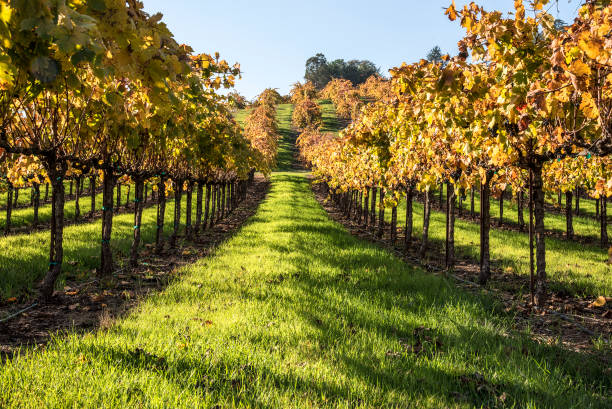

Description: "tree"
426 46 445 64
304 53 380 89
305 53 330 89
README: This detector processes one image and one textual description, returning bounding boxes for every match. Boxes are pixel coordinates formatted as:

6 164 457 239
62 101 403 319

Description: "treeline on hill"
0 1 277 301
297 0 612 307
305 53 380 90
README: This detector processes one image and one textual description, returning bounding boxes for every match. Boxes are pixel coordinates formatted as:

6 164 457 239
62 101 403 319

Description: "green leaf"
88 0 107 12
71 48 96 66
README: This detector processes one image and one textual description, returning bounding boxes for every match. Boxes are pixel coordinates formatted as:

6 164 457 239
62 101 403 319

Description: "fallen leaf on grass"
385 350 401 358
6 297 17 303
588 296 607 308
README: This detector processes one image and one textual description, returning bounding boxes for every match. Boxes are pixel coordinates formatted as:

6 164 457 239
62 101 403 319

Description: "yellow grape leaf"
588 296 606 308
445 1 457 21
579 93 599 119
578 39 600 60
0 4 12 24
597 23 610 38
565 47 581 64
569 60 591 77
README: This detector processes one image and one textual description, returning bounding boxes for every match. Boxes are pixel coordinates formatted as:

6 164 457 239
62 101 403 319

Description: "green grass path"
0 106 609 408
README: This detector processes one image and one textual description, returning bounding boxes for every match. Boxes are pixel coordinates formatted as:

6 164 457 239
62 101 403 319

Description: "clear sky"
142 0 580 100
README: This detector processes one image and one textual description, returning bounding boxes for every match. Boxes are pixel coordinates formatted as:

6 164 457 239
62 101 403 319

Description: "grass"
275 103 295 171
319 99 343 135
1 104 609 408
233 107 252 128
0 196 198 300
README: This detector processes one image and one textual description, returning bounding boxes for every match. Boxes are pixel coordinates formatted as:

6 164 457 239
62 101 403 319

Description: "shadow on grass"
58 173 608 408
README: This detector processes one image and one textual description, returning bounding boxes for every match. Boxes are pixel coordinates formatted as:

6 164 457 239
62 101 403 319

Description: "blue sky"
143 0 580 100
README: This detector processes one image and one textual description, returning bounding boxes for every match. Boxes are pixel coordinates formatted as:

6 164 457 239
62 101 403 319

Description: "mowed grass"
319 99 343 135
233 107 252 128
0 197 198 300
1 170 609 408
275 103 295 171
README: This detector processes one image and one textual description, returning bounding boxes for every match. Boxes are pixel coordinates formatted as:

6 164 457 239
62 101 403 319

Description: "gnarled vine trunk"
404 185 413 251
40 162 67 300
601 195 608 249
479 171 493 285
363 189 369 227
100 170 115 276
565 191 573 240
129 178 145 267
195 181 203 232
377 188 385 238
89 175 96 217
125 184 131 209
33 183 40 227
210 183 217 227
116 183 121 210
370 187 377 227
574 186 580 216
155 179 166 254
74 176 81 220
517 190 524 231
390 205 397 245
419 190 431 259
203 183 211 231
498 189 504 226
5 182 13 234
532 164 547 306
446 182 456 269
470 187 475 218
185 180 193 238
170 179 183 249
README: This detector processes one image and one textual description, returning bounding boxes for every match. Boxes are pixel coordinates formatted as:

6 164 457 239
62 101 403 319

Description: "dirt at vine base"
311 180 611 358
0 176 270 361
